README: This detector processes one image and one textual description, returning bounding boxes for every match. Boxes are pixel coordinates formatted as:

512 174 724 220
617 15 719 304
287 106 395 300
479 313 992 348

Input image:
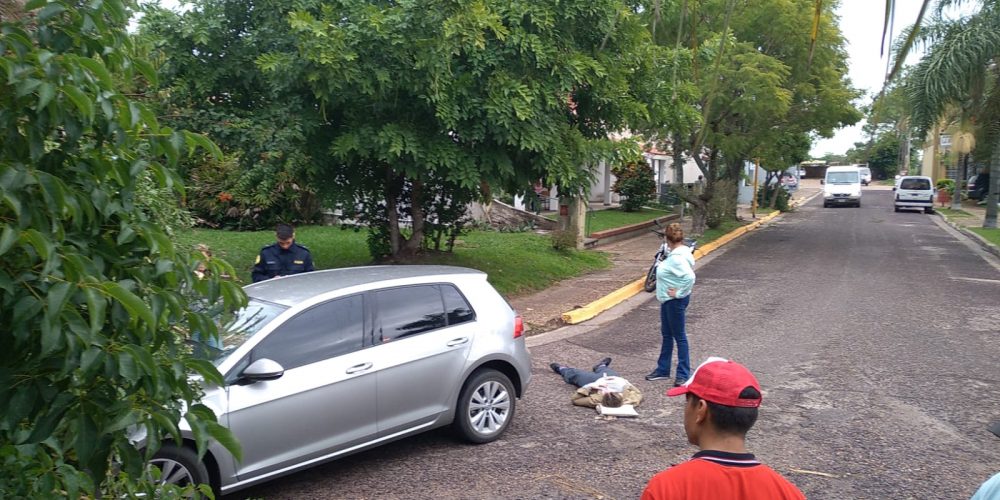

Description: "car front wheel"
454 369 516 444
149 444 212 495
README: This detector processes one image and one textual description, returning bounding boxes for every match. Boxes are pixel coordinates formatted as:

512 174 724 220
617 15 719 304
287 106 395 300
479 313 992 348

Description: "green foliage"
936 178 956 194
756 185 790 212
550 230 579 251
137 3 324 229
136 172 195 236
643 0 861 233
266 0 684 256
611 161 657 211
0 0 244 496
706 179 738 230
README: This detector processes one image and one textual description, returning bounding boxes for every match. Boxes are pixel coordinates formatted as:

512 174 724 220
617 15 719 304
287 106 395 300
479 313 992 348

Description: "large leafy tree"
262 0 685 257
138 1 327 229
0 0 242 495
902 0 1000 227
644 0 861 232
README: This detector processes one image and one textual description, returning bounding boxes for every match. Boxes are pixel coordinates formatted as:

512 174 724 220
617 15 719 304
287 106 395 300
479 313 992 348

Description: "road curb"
560 209 781 325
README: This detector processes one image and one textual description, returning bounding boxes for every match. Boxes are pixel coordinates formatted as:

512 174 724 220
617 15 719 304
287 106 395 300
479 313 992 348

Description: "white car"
894 176 935 213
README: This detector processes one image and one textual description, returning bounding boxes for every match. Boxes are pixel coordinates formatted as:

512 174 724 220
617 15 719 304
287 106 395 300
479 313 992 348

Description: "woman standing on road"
646 223 696 386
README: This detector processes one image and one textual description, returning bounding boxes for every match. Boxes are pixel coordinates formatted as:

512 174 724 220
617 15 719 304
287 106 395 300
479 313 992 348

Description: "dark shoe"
592 357 612 372
645 372 671 381
673 379 687 387
550 363 564 375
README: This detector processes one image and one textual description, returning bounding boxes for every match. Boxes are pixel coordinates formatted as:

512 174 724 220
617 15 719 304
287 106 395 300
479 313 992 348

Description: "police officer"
251 223 315 282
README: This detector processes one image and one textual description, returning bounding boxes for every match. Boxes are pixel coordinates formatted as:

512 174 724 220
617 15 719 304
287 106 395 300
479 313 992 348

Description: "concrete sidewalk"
510 183 820 334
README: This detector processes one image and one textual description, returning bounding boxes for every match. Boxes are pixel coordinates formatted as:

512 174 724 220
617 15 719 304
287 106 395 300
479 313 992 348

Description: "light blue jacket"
656 244 696 303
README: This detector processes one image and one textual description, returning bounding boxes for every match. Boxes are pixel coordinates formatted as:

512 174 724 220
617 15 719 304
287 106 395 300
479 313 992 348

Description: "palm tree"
901 1 1000 227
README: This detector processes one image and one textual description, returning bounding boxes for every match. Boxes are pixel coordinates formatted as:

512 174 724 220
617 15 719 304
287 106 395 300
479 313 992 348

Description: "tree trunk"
985 132 999 229
401 179 425 255
385 166 401 255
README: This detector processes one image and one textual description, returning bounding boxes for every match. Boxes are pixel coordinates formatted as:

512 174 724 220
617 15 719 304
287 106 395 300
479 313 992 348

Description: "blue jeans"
655 295 691 381
560 366 620 388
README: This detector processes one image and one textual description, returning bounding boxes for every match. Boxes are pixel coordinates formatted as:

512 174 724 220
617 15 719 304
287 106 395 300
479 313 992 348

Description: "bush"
550 229 578 250
936 178 955 195
611 161 656 212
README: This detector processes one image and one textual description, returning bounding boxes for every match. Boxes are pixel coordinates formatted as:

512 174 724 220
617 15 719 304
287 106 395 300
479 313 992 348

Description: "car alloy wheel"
455 369 516 443
147 444 212 496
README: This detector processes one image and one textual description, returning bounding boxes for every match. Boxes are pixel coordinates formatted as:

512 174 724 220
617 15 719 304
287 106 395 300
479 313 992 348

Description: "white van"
822 165 862 208
858 166 872 186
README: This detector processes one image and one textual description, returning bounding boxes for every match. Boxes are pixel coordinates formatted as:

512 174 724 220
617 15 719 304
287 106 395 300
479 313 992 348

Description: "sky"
808 2 927 158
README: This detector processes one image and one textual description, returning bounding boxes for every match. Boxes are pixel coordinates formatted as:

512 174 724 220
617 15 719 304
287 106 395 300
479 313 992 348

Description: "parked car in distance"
822 165 862 207
894 175 935 213
858 166 872 186
968 173 991 201
137 265 532 496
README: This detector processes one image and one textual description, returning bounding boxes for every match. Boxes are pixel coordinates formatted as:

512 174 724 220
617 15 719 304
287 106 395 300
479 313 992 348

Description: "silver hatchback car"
145 265 531 495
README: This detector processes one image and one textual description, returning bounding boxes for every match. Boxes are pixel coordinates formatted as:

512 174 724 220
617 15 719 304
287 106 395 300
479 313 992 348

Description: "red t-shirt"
642 451 805 500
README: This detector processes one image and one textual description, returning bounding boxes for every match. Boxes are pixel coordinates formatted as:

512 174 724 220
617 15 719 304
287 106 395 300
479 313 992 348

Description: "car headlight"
823 192 833 198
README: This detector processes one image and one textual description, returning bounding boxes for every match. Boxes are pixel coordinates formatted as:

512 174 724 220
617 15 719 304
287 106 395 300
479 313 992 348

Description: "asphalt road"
230 186 1000 499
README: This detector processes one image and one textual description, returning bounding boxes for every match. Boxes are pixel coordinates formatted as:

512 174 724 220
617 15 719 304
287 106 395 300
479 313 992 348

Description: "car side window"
441 284 475 326
252 294 365 370
375 285 446 342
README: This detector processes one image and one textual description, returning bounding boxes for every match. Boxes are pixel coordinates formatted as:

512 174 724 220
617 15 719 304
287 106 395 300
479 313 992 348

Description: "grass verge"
587 207 672 234
968 227 1000 247
175 227 610 297
938 208 973 217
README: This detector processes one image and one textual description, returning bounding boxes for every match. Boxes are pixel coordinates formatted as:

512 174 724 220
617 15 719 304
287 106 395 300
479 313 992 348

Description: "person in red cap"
641 357 805 500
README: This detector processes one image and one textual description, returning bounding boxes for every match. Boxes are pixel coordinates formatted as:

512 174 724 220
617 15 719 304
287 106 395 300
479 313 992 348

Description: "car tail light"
513 315 524 339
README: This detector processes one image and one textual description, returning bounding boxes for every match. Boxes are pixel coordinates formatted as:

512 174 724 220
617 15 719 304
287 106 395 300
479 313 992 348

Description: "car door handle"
346 362 373 374
446 337 469 347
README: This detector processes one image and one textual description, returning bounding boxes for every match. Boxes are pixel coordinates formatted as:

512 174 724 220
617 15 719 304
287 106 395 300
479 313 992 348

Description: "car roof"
899 175 931 180
827 165 860 172
244 265 486 305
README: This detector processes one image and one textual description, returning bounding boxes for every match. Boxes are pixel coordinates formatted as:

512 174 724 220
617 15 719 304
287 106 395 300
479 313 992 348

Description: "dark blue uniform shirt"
251 242 315 282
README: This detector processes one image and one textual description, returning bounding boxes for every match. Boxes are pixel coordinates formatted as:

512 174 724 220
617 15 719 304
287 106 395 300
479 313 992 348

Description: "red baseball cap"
666 357 762 408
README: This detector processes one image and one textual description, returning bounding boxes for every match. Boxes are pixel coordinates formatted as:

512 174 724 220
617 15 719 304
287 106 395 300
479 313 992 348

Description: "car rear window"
900 178 931 190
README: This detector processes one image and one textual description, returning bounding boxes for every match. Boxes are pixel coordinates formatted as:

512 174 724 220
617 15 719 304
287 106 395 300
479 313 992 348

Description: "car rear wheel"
148 444 212 496
454 369 516 444
894 206 901 212
924 207 934 214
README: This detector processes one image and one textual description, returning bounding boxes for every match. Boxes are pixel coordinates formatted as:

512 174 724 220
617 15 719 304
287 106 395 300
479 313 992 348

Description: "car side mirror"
820 179 825 185
240 358 285 383
892 187 896 191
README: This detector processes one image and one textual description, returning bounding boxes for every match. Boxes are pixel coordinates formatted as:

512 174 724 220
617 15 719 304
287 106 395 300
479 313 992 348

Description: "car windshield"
900 178 931 190
827 172 858 184
859 168 871 176
189 298 289 365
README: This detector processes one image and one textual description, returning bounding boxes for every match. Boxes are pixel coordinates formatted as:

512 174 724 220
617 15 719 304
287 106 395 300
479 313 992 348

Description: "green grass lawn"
176 226 609 297
587 207 672 234
969 227 1000 247
937 208 973 217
